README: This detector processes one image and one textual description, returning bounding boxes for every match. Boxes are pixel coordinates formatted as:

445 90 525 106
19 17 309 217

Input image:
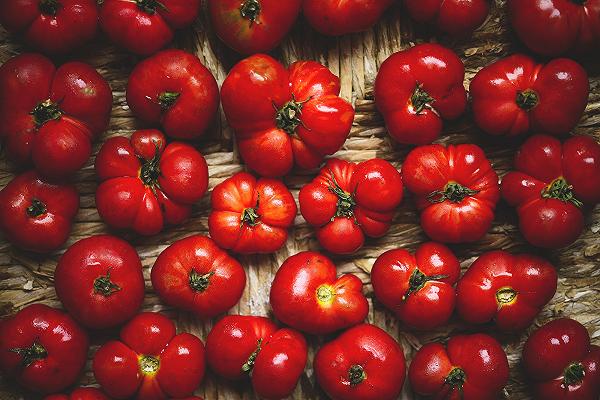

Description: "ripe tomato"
151 235 246 319
470 54 589 137
93 312 205 400
401 143 500 243
44 388 109 400
99 0 200 56
221 55 354 177
206 315 307 400
375 43 467 145
208 0 301 54
405 0 489 37
409 333 509 399
501 134 600 248
95 129 209 235
523 318 600 400
299 158 403 254
126 50 220 140
303 0 394 36
0 304 89 394
270 251 368 335
208 172 297 254
371 242 460 330
0 53 112 179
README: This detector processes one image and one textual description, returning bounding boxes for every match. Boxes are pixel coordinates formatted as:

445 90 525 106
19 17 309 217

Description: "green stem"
274 95 311 135
516 89 539 111
26 199 47 218
445 367 466 392
30 99 62 127
411 83 435 114
241 195 260 227
242 339 263 373
541 177 583 207
39 0 61 15
240 0 261 25
427 182 479 204
139 148 161 187
402 269 448 300
496 287 517 304
327 171 357 220
158 91 180 111
348 364 366 386
563 362 585 386
9 341 47 368
136 0 167 14
316 285 334 303
189 270 214 292
139 355 160 374
93 270 121 297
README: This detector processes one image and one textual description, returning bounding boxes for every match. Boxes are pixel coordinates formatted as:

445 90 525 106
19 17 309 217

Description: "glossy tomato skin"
501 134 600 248
205 315 307 400
151 235 246 319
405 0 489 37
0 53 112 179
371 242 460 330
0 304 89 394
303 0 394 36
126 50 220 140
523 318 600 400
299 158 403 254
221 54 354 177
93 312 205 400
209 172 297 254
402 143 500 243
375 43 467 145
470 54 589 137
409 334 509 400
44 388 110 400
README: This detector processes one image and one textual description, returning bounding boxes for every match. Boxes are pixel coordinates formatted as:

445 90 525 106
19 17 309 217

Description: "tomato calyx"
570 0 586 5
516 89 539 111
242 338 263 374
240 0 261 26
26 198 47 218
189 270 214 292
445 367 466 393
39 0 61 15
9 341 48 368
402 268 448 300
136 0 167 14
541 177 583 207
327 171 358 221
93 270 121 297
139 149 162 188
158 91 181 111
241 195 261 227
427 182 479 204
316 285 335 305
274 95 311 135
348 364 367 386
139 355 160 375
30 99 62 128
411 83 435 114
496 286 517 305
563 362 585 387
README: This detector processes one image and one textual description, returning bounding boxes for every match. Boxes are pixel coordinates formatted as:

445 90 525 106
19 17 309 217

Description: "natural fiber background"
1 1 599 399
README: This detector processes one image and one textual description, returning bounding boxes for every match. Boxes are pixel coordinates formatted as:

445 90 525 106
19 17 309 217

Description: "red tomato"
375 43 467 145
371 242 460 330
205 315 307 400
314 323 406 400
0 53 112 179
470 54 589 137
405 0 489 37
303 0 394 36
151 235 246 319
299 158 403 254
55 235 145 330
523 318 600 400
95 129 209 235
208 172 297 254
93 312 205 400
409 333 509 400
456 250 557 332
0 0 98 55
99 0 200 56
501 134 600 248
126 50 220 140
221 55 354 177
0 171 78 253
0 304 89 394
44 388 109 400
208 0 301 54
270 251 368 335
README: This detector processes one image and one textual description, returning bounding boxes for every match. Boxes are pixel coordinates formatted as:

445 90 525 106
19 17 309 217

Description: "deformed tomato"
303 0 394 36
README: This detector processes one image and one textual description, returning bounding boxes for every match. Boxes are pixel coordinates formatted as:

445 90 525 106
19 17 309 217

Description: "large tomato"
126 49 220 140
221 54 354 177
205 315 307 400
303 0 394 36
44 388 109 400
0 304 89 394
405 0 489 37
470 54 589 137
151 235 246 319
95 129 209 236
208 172 297 254
269 251 368 335
401 143 500 243
371 242 460 330
501 134 600 248
299 158 403 254
0 53 112 179
375 43 467 145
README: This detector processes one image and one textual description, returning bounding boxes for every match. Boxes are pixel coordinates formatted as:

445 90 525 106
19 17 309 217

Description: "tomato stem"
139 355 160 375
411 83 435 114
189 270 214 292
427 182 479 204
93 270 121 297
158 91 180 110
316 285 334 304
570 0 586 5
136 0 167 14
39 0 61 15
563 362 585 386
26 198 47 218
327 171 358 220
403 268 448 300
516 89 539 111
9 341 47 368
30 99 62 128
348 364 366 386
445 367 466 391
274 95 311 135
241 195 261 227
541 177 583 207
242 338 263 373
496 287 517 305
240 0 261 26
139 147 162 187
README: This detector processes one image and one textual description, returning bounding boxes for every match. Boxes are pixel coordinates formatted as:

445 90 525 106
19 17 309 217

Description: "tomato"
126 50 220 140
470 54 589 137
208 0 301 54
205 315 307 400
409 333 509 400
523 318 600 400
151 235 246 319
299 158 403 254
375 43 467 145
0 171 78 253
44 388 109 400
0 53 112 179
405 0 489 37
303 0 394 36
93 312 205 400
0 304 89 394
371 242 460 330
314 323 405 400
99 0 200 56
221 54 354 177
270 251 368 335
401 143 500 243
208 172 297 254
95 129 209 236
501 134 600 248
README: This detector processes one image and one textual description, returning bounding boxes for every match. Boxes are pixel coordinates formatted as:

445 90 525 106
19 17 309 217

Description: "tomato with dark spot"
303 0 394 36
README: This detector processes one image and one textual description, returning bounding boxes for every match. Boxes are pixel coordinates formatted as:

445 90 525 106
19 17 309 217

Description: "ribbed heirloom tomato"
221 54 354 177
44 388 109 400
405 0 489 37
303 0 394 35
269 251 369 335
